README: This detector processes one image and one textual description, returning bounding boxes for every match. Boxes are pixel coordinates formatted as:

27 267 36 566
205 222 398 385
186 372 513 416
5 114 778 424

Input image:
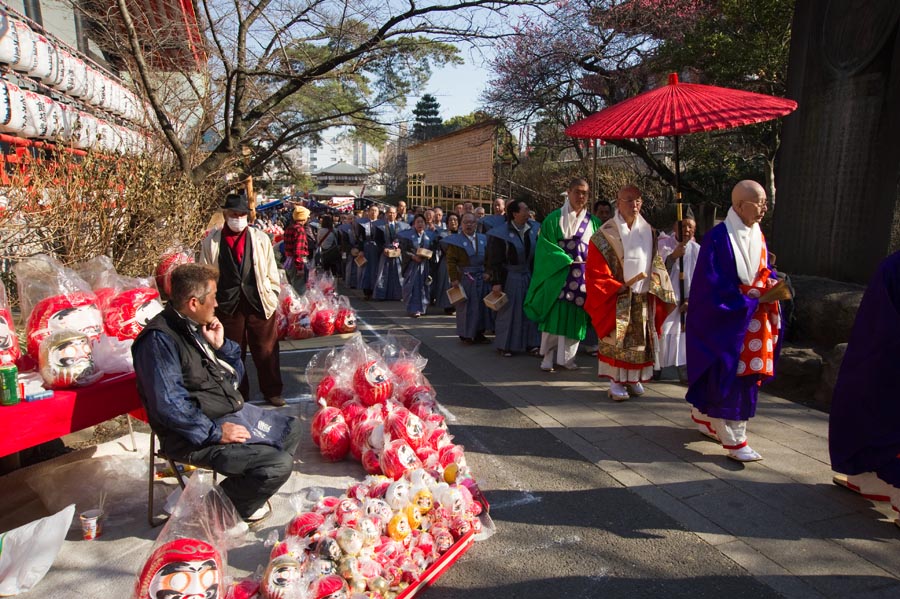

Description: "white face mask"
227 216 248 233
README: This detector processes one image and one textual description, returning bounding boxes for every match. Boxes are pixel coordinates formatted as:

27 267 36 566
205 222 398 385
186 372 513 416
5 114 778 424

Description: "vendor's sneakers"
608 383 629 401
727 446 763 462
244 501 272 525
627 382 645 396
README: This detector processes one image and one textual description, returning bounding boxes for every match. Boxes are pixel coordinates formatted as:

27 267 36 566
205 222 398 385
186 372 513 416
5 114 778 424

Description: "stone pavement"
353 294 900 599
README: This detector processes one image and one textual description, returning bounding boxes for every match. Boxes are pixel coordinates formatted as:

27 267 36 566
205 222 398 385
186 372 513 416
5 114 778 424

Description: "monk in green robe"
524 178 602 372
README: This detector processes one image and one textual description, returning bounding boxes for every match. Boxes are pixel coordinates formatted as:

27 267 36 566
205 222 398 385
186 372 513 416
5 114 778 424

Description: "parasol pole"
674 135 686 332
592 139 598 205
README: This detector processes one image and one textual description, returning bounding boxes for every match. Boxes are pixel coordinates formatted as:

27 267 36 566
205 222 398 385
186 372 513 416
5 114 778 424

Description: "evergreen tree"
412 94 444 141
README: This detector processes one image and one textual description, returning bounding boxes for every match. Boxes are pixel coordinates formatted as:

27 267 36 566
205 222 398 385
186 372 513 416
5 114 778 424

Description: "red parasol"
566 73 797 329
565 72 797 139
564 72 798 196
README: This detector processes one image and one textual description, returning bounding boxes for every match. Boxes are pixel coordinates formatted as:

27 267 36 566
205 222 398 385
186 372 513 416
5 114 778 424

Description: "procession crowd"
277 178 780 466
131 179 900 529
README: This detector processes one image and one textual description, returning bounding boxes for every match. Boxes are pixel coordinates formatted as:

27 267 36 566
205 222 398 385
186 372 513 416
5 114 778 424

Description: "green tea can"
0 364 19 406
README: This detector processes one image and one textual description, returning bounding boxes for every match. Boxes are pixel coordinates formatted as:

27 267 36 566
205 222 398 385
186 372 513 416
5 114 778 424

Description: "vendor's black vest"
134 305 244 454
217 230 264 314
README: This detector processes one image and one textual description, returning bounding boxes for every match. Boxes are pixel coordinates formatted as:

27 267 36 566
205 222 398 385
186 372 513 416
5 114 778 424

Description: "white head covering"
724 207 762 286
615 212 653 293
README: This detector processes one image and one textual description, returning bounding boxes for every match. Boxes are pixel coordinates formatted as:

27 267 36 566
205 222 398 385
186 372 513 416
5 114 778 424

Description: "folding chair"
147 432 216 527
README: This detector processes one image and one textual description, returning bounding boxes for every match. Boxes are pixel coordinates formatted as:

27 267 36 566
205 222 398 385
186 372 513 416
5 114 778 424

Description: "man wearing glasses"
685 180 782 462
585 185 675 401
133 264 301 523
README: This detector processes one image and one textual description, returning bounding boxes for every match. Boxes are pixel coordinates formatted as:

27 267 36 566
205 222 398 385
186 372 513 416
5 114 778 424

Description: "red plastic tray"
396 494 490 599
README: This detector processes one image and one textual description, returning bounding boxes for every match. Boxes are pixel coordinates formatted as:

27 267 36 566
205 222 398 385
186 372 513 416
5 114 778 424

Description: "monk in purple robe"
830 251 900 525
686 181 783 462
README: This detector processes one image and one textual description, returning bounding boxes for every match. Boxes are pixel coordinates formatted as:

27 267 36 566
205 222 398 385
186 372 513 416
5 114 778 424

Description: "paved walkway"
355 294 900 599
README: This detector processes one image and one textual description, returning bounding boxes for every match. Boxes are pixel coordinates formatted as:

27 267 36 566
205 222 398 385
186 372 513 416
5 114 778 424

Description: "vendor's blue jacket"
132 304 246 457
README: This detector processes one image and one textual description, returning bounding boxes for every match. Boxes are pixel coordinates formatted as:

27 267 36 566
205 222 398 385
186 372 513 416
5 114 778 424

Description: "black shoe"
473 335 490 344
444 308 456 315
266 395 286 407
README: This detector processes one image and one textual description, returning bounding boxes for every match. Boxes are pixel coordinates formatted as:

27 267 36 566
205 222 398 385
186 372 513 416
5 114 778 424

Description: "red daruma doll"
0 282 19 365
104 287 163 340
353 360 393 406
26 292 103 359
133 538 222 599
0 310 19 366
155 251 194 299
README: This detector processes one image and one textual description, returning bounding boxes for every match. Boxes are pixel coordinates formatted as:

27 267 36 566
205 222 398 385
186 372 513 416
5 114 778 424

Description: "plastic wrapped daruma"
39 330 102 388
26 292 103 358
334 304 356 334
0 308 19 366
386 409 426 450
319 420 351 462
133 538 223 599
308 574 348 599
352 360 393 407
260 555 303 599
286 511 325 540
155 251 194 299
380 439 422 480
104 287 163 340
311 405 345 447
310 306 335 337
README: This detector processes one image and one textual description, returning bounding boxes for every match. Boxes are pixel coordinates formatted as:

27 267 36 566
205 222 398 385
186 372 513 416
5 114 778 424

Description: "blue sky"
421 49 492 119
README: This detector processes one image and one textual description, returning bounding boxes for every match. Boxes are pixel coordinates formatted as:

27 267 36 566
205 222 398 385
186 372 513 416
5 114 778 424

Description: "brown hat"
293 205 310 221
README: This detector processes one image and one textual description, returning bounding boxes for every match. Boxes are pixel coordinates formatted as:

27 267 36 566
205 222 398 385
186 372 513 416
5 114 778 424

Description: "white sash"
616 212 653 293
724 207 762 286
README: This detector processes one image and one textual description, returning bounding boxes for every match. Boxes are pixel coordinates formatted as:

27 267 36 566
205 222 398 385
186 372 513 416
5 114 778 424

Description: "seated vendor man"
132 263 301 523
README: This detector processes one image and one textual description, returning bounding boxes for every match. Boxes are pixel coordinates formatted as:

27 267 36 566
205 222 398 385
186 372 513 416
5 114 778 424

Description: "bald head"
731 180 768 226
731 180 766 208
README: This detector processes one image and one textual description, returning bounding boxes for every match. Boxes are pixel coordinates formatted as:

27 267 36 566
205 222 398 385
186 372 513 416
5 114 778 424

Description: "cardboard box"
483 290 508 311
386 248 402 259
354 254 367 267
416 247 434 260
446 285 467 305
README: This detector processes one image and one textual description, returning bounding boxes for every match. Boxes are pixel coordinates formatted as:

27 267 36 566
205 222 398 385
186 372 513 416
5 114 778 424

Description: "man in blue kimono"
373 206 408 301
445 213 490 344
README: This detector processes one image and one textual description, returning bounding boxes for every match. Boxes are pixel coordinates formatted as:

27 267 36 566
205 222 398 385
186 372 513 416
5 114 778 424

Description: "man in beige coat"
201 193 284 406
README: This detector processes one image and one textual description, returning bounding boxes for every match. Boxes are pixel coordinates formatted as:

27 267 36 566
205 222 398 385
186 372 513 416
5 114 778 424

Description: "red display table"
0 372 142 458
